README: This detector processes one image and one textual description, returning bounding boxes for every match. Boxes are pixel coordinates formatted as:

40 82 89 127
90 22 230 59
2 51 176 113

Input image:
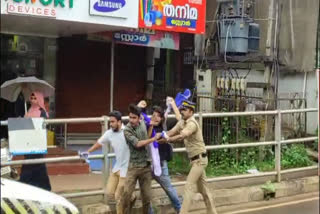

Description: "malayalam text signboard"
94 29 180 50
113 28 180 50
138 0 206 34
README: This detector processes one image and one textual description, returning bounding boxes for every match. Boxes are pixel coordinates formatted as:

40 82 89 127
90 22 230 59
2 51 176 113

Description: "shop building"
1 0 199 134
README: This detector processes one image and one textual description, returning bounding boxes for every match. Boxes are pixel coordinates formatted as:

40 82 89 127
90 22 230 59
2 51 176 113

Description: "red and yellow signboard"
138 0 206 34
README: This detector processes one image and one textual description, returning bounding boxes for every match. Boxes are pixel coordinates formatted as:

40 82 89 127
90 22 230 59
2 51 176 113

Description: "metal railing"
1 108 318 199
196 94 309 141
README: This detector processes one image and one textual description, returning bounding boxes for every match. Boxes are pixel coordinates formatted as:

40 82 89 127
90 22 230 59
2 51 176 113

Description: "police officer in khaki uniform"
160 100 218 214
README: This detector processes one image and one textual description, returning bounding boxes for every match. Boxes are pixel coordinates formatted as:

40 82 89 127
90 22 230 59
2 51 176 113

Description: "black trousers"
19 154 51 191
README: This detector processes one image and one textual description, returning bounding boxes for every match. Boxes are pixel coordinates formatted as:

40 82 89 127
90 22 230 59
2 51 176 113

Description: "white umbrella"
1 76 55 102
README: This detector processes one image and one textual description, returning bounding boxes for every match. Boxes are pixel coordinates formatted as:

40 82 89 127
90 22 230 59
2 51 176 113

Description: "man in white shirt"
81 111 131 212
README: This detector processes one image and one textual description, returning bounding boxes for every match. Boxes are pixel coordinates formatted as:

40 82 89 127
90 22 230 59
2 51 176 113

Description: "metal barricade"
0 108 318 198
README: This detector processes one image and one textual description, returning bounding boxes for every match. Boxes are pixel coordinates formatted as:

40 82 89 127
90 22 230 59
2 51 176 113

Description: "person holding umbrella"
1 76 55 113
1 76 55 190
19 91 51 190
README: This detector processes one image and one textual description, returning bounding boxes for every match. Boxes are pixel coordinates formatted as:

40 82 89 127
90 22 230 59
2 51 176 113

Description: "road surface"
227 197 319 214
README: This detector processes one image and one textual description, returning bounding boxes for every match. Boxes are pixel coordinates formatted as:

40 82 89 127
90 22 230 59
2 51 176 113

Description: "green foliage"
221 108 231 145
169 147 276 177
205 147 275 177
255 160 275 172
314 140 318 152
261 180 276 200
281 144 313 169
261 180 276 193
169 144 313 177
168 153 191 175
168 113 314 177
313 128 318 152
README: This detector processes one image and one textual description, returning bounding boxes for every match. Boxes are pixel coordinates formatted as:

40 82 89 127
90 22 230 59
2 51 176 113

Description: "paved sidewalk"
220 192 319 214
50 172 186 193
50 173 103 193
240 199 319 214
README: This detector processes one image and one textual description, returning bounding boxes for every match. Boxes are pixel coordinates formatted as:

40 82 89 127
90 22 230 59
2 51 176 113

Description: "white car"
1 178 79 213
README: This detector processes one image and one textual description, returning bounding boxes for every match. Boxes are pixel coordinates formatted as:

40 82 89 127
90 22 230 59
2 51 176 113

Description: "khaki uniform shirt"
170 116 206 158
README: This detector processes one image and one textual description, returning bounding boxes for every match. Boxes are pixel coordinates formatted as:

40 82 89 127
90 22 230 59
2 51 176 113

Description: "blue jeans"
153 160 181 212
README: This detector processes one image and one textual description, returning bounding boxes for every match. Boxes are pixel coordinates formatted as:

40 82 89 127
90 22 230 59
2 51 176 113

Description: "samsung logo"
93 0 125 12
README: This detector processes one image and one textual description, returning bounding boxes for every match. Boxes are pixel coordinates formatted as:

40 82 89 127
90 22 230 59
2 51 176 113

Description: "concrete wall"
278 71 318 134
254 0 319 72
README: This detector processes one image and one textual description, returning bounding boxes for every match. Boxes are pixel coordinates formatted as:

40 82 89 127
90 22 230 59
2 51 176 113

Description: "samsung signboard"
90 0 129 18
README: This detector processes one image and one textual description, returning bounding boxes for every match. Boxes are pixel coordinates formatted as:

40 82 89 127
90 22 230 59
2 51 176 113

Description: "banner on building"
114 29 179 50
2 0 139 32
95 29 180 50
138 0 206 34
5 0 74 18
8 118 47 156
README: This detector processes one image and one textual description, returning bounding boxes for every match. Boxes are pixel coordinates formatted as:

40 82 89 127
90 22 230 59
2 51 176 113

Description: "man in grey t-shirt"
82 111 130 212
